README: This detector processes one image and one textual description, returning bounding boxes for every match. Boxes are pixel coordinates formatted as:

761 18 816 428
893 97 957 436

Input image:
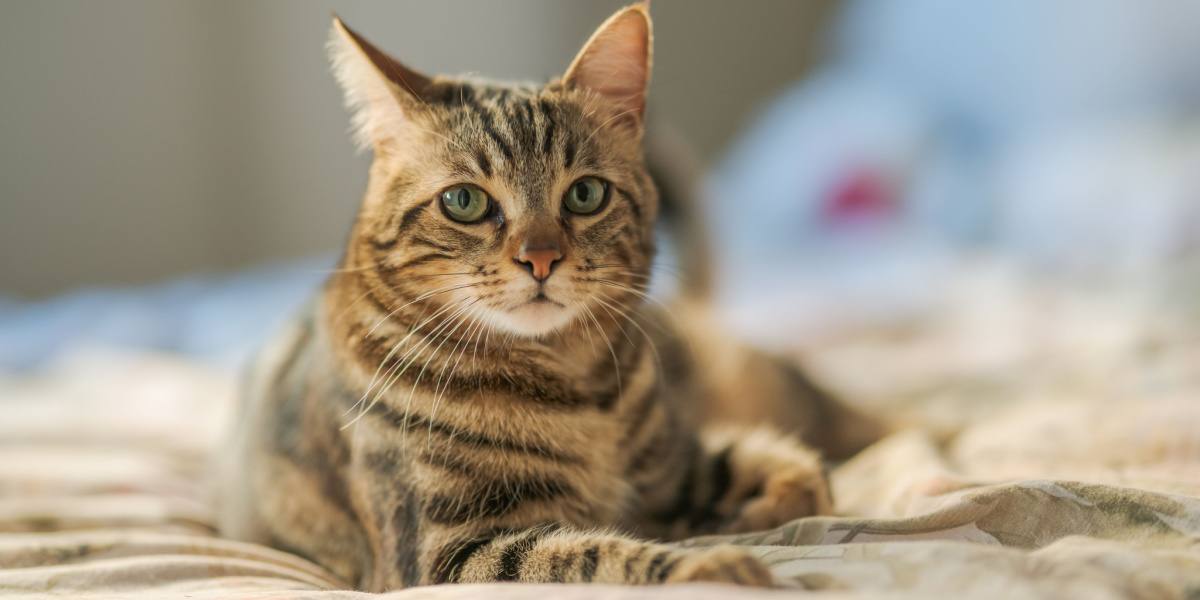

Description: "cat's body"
220 5 877 591
221 283 829 589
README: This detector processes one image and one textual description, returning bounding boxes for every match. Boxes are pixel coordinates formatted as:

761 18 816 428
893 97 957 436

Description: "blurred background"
3 0 1200 372
6 6 1200 592
0 0 835 298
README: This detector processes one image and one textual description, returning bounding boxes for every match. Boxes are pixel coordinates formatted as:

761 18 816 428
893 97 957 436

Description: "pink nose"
515 247 562 281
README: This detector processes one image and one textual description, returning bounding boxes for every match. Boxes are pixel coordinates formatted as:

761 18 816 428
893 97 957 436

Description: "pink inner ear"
567 9 650 116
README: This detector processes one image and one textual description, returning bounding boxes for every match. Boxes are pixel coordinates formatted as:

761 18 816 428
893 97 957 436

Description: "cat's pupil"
457 189 470 209
575 183 589 200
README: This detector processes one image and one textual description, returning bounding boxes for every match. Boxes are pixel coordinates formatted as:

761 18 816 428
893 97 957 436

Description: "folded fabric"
2 347 1198 599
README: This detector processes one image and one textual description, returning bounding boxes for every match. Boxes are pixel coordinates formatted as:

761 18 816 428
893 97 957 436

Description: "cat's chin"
486 301 578 338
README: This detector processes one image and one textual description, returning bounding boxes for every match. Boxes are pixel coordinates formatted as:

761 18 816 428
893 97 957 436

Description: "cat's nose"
514 245 563 281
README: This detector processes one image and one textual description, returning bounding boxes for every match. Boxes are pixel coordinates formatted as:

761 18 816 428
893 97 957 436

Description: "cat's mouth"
485 290 575 337
528 290 564 306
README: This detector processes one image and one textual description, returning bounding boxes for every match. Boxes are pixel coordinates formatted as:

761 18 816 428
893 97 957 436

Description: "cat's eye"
440 184 491 223
563 177 608 215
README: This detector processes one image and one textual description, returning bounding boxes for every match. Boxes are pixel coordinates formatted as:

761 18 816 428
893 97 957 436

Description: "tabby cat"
220 4 876 591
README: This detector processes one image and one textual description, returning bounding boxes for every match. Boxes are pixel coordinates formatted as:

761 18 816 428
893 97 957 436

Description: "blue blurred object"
705 0 1200 345
0 258 331 371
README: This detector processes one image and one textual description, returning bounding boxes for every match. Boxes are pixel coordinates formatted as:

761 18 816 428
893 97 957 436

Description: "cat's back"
216 299 345 540
648 300 884 460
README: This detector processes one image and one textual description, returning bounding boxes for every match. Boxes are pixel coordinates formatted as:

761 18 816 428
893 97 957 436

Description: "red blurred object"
824 166 896 224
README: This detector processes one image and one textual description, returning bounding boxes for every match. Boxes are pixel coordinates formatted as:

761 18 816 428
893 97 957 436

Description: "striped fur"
218 4 856 592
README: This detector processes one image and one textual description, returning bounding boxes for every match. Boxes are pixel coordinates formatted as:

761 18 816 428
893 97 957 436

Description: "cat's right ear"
328 16 432 152
563 3 652 128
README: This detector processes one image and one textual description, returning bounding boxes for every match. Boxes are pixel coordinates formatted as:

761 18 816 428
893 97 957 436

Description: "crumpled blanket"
2 283 1199 600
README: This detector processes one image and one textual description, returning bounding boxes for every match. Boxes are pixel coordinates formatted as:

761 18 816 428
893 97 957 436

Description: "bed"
2 258 1199 599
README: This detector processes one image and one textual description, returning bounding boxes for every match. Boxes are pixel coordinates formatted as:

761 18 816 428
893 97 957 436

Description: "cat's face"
331 6 655 338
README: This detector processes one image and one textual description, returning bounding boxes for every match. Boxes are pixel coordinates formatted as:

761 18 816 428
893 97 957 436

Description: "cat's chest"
357 387 634 523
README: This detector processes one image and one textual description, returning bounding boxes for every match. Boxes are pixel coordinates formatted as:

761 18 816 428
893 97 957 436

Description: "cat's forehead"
425 79 597 147
414 78 615 190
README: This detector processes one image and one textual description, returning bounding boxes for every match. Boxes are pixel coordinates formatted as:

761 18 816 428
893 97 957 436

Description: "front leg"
348 447 425 592
350 436 776 590
429 525 774 586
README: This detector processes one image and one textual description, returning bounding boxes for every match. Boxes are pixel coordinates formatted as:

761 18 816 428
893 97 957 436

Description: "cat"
219 3 878 591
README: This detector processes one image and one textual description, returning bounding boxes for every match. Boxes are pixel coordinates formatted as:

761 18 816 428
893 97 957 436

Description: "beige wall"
0 0 835 298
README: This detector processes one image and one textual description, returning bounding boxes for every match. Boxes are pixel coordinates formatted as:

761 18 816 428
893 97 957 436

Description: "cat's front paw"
722 461 832 534
665 546 774 587
708 427 834 534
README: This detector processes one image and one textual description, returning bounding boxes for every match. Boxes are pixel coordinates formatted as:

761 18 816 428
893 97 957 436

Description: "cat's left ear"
328 16 433 152
563 2 653 127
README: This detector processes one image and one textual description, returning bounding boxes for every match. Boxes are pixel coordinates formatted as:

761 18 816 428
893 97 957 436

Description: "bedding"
1 266 1199 599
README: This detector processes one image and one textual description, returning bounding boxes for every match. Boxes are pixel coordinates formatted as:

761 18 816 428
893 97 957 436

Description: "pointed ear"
563 3 652 126
328 16 433 151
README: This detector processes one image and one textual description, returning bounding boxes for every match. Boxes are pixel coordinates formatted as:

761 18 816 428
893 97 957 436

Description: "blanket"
2 273 1199 599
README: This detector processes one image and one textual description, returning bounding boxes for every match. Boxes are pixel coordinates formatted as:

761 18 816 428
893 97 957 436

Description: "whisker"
331 274 475 335
378 298 477 408
355 297 473 430
591 279 694 357
593 278 673 314
427 304 486 453
366 282 480 337
573 301 599 358
444 304 491 455
580 302 622 403
397 299 479 445
348 295 468 418
331 282 386 327
588 262 684 277
307 263 477 278
427 304 487 453
594 291 669 335
595 292 665 377
592 295 636 349
584 264 683 285
343 298 475 429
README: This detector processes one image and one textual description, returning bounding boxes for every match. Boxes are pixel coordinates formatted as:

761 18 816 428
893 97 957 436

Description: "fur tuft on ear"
564 3 653 125
328 16 432 151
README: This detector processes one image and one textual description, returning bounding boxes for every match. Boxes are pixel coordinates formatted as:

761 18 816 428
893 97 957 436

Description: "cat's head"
329 4 656 339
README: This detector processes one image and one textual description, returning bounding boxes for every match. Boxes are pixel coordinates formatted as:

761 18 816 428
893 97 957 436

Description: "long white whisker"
592 278 693 359
366 282 479 337
594 279 673 314
592 296 636 348
595 292 664 377
347 296 468 420
378 298 477 409
426 304 486 450
396 299 479 445
580 302 621 404
344 298 475 429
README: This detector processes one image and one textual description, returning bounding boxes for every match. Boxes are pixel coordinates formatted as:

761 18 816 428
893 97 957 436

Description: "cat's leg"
344 447 767 590
346 447 428 592
427 526 774 586
691 426 833 534
352 462 778 589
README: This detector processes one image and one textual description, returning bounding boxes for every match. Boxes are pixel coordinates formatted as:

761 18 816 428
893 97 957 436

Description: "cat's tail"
646 127 715 301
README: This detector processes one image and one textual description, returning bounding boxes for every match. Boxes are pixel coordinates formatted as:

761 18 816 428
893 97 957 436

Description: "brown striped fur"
219 4 874 591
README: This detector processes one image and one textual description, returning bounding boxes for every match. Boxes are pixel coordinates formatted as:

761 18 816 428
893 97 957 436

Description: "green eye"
563 177 608 215
440 184 490 223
